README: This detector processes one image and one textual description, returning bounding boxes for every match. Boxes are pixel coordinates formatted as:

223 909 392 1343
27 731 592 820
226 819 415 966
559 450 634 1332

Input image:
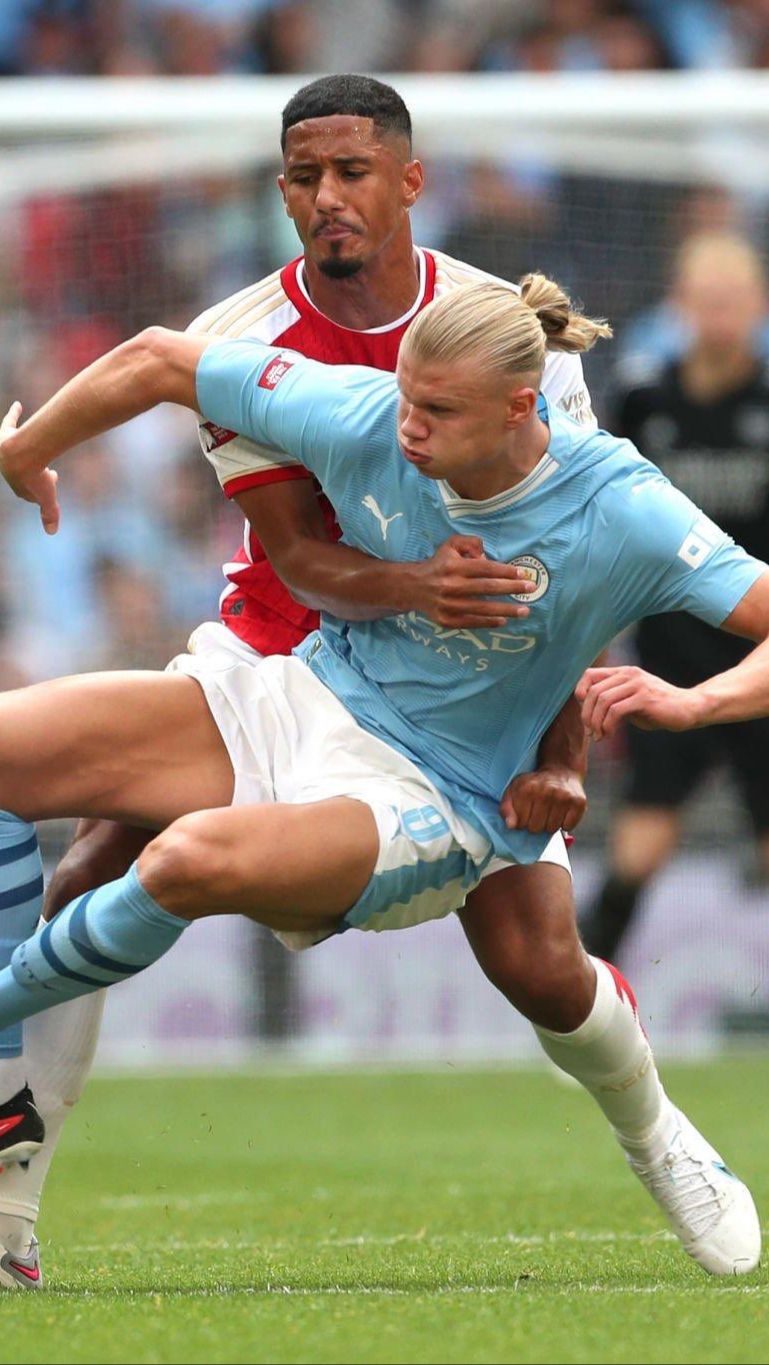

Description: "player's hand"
411 535 537 628
500 765 587 834
0 402 60 535
576 665 701 740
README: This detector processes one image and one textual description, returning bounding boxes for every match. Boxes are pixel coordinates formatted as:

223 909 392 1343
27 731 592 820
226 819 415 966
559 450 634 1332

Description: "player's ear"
402 160 424 210
277 174 292 217
505 386 537 429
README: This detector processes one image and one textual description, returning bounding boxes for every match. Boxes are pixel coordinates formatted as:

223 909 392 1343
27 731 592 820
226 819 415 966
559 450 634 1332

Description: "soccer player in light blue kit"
0 274 767 1279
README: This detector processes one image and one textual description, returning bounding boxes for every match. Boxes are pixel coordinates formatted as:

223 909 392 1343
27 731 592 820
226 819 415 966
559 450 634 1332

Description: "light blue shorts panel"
344 817 572 936
342 799 488 934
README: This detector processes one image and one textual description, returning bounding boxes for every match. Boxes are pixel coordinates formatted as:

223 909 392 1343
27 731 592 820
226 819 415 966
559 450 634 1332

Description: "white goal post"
2 72 769 200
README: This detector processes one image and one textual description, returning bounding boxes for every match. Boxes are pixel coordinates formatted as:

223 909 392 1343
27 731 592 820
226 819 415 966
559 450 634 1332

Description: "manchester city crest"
509 555 550 602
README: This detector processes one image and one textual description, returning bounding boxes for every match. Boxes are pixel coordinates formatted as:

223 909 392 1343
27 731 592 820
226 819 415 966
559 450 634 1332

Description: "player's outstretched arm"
577 571 769 740
0 327 207 528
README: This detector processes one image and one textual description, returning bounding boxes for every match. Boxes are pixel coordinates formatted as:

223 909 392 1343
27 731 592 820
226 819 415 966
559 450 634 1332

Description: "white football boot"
0 1236 42 1290
625 1108 761 1275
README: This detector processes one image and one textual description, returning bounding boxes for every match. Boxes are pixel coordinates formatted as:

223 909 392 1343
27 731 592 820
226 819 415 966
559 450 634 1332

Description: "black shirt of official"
614 358 769 687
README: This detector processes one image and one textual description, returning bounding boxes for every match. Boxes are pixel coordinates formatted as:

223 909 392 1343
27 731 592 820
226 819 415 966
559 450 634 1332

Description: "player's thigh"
458 855 595 1025
460 856 578 971
141 797 380 930
0 671 233 824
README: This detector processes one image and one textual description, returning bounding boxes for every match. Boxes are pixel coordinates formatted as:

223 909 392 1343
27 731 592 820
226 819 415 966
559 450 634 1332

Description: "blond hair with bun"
402 274 612 381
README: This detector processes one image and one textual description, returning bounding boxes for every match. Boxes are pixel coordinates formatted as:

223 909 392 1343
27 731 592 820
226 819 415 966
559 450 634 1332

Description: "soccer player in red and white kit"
0 78 671 1286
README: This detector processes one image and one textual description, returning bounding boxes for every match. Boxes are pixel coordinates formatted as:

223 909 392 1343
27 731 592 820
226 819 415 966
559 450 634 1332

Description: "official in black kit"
582 231 769 963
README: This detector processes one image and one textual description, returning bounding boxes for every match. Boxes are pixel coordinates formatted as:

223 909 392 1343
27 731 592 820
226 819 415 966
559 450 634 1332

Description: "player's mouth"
401 445 433 467
314 221 360 241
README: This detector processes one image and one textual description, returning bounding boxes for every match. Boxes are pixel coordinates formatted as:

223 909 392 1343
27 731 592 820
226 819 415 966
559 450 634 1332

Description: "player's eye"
343 169 367 180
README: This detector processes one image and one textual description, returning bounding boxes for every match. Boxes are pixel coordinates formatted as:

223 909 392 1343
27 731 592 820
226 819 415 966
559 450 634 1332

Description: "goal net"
2 72 768 1064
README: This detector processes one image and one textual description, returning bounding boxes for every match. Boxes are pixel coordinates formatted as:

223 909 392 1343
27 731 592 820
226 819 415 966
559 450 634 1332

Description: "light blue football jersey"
197 340 767 863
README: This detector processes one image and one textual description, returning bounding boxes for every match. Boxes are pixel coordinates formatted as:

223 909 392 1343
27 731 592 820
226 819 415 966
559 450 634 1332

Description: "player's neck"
680 346 758 403
448 417 550 502
302 235 421 331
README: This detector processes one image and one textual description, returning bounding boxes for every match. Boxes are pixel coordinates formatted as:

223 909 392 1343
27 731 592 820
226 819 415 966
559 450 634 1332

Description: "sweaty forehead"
283 115 399 164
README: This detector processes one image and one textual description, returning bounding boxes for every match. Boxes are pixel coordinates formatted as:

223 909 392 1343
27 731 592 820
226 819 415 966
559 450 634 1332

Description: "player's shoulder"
187 265 297 341
592 433 695 541
426 247 521 297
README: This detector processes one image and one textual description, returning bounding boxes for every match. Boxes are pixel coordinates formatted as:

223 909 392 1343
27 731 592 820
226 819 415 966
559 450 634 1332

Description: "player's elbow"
124 326 185 406
271 553 319 609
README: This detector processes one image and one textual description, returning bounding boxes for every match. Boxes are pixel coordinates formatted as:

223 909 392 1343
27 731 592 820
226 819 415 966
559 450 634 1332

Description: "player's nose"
400 409 430 441
314 174 346 214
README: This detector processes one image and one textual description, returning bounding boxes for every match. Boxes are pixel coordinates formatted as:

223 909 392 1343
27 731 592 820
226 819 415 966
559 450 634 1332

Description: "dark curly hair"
281 74 412 151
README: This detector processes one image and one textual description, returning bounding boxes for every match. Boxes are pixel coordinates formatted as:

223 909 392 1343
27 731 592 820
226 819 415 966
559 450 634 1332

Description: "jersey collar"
294 249 428 335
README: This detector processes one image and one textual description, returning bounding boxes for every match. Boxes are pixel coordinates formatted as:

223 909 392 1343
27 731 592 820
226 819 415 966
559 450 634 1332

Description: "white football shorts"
168 623 570 948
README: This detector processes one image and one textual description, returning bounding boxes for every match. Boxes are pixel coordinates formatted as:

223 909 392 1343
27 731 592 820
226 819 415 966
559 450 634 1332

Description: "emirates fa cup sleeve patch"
258 356 295 390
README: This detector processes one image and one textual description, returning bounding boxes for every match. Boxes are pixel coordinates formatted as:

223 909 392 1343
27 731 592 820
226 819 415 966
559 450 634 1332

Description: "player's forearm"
537 692 589 779
2 328 201 474
278 540 425 621
690 635 769 726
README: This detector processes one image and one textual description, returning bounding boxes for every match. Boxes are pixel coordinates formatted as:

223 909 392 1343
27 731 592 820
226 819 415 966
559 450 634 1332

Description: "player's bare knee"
518 961 595 1032
484 928 593 1028
138 815 226 917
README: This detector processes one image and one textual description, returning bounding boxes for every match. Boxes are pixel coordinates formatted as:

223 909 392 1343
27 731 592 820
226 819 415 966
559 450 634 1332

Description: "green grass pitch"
5 1059 769 1364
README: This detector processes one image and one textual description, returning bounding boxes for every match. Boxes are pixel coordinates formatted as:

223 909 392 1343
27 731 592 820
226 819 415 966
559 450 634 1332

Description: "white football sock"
535 956 676 1160
0 990 105 1251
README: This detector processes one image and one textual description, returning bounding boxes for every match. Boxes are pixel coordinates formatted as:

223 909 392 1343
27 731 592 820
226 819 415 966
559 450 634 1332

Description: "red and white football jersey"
192 249 595 656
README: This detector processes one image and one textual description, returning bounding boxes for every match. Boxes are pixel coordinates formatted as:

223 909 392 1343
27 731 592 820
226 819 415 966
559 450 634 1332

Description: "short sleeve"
605 466 767 631
187 296 312 497
195 338 398 496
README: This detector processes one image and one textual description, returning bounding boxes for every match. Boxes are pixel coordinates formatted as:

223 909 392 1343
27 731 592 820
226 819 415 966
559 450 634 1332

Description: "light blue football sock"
0 812 45 1057
0 863 190 1031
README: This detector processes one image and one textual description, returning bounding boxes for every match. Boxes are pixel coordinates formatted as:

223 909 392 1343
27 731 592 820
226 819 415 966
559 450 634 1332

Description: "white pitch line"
320 1230 679 1247
99 1191 266 1210
70 1234 675 1256
37 1284 769 1299
86 1221 769 1247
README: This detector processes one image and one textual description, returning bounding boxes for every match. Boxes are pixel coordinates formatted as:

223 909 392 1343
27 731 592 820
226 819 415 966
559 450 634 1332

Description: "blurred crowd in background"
5 0 769 76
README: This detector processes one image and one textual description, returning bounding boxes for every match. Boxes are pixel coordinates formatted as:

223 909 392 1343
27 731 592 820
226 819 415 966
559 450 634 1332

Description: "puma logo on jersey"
362 494 403 542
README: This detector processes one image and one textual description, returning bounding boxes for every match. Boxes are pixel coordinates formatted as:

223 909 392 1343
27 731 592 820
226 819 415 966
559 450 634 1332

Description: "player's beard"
318 251 365 279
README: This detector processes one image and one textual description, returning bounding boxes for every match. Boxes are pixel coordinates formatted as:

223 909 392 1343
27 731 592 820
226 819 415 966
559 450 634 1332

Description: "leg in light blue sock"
0 813 45 1058
0 863 190 1031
